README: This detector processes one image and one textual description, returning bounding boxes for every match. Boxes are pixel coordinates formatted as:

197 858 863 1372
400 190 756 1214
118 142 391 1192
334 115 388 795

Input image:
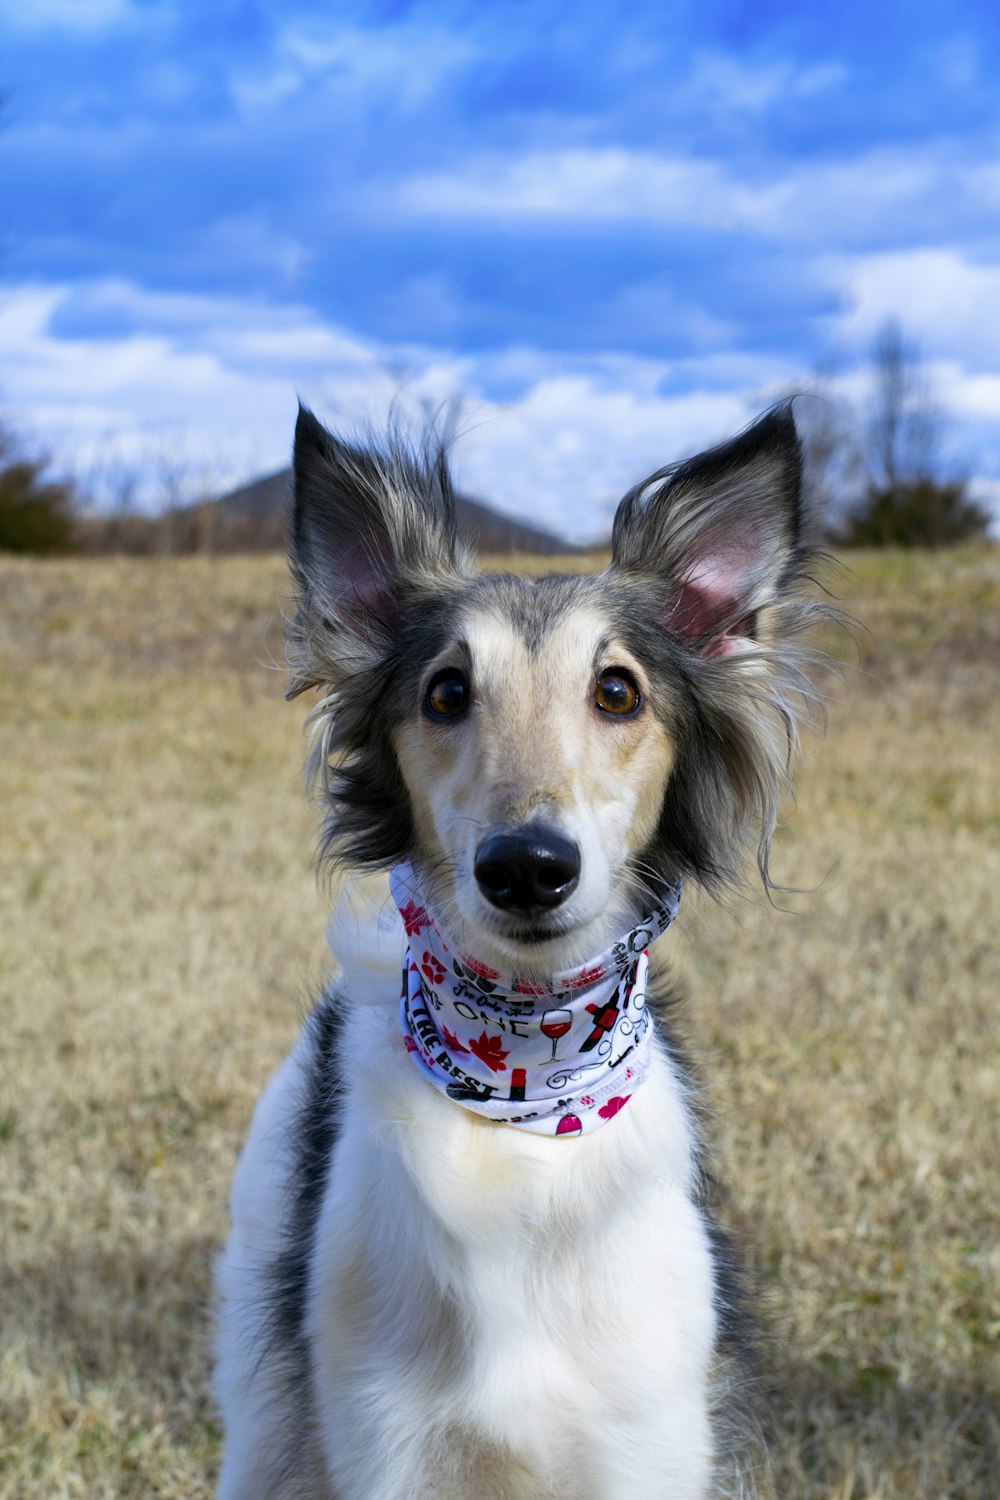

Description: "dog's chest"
308 1032 719 1496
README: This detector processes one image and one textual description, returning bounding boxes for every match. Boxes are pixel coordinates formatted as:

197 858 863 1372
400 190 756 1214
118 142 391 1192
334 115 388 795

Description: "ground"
0 546 997 1499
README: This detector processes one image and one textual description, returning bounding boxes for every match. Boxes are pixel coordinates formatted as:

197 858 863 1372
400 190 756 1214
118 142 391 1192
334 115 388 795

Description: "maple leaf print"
442 1026 469 1054
399 900 429 937
468 1031 509 1072
598 1094 631 1120
403 1036 418 1054
420 952 446 986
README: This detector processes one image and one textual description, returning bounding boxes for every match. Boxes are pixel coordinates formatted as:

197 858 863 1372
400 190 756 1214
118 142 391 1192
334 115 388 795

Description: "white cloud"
453 382 752 539
832 247 1000 365
943 368 1000 418
394 149 765 228
390 143 981 247
0 285 302 498
0 279 783 536
229 21 477 115
0 0 133 31
670 50 848 116
4 275 996 537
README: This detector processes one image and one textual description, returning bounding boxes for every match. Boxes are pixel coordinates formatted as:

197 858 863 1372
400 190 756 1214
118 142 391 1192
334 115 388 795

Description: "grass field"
1 546 998 1498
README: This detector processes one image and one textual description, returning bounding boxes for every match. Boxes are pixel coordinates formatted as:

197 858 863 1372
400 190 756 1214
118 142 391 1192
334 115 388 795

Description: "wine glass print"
540 1007 572 1063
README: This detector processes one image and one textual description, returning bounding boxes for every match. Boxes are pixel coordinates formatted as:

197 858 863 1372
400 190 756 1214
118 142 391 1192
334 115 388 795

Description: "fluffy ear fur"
611 405 805 657
287 405 471 697
611 405 835 893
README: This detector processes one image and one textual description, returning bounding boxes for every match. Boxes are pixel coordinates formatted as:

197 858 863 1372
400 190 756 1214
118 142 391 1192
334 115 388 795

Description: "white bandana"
390 864 682 1137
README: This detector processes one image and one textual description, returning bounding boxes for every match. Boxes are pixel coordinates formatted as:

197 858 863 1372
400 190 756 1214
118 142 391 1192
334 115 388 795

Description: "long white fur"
214 878 719 1500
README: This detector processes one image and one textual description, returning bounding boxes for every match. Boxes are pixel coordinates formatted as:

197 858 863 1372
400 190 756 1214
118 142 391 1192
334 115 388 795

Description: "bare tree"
866 319 943 492
842 318 988 547
73 433 228 554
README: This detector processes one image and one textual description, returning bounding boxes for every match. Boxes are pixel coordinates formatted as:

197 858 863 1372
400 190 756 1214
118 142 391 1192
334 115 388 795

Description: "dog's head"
288 404 825 974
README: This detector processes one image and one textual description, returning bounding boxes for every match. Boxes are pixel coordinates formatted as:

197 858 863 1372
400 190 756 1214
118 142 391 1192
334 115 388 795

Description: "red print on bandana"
598 1095 631 1120
468 1032 510 1072
442 1026 468 1054
399 901 430 937
460 953 501 981
564 964 607 990
420 952 447 986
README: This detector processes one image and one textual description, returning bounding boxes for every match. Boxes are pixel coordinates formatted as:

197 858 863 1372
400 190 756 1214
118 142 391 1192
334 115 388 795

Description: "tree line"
801 319 990 548
0 318 992 555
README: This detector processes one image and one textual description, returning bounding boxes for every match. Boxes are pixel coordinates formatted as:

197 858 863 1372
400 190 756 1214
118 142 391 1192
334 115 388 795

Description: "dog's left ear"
611 405 805 657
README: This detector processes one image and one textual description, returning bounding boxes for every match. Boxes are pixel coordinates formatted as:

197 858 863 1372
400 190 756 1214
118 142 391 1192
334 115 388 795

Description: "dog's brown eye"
425 669 470 719
594 669 641 716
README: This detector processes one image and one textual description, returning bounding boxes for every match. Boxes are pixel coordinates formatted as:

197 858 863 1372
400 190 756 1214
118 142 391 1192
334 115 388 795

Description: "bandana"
390 863 682 1137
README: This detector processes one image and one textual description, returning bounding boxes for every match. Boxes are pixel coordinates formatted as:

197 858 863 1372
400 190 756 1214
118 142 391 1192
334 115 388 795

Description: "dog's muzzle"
473 825 581 914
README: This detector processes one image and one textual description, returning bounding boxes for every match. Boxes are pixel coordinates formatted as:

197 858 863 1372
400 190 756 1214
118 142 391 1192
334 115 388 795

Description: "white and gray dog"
214 404 828 1499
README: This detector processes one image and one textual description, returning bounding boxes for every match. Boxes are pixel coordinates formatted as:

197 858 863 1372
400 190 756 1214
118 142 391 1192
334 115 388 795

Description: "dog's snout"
474 826 581 914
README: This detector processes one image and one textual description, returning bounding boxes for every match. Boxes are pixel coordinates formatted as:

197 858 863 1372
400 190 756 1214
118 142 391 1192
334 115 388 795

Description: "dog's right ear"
288 404 467 694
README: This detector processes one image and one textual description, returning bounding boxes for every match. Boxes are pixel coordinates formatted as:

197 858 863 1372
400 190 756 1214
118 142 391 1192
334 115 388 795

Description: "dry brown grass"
1 546 997 1498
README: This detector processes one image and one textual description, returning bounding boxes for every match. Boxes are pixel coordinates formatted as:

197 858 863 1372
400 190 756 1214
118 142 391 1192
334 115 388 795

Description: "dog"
214 401 827 1499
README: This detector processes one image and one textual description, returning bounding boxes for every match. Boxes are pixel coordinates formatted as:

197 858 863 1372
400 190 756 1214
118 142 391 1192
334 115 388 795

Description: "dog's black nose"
474 826 581 914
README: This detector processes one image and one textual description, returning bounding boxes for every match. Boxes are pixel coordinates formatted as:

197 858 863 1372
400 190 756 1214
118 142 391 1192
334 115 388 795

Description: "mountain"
209 468 572 555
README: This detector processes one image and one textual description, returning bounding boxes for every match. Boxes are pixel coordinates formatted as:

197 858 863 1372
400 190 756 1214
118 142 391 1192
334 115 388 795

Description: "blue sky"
2 0 999 537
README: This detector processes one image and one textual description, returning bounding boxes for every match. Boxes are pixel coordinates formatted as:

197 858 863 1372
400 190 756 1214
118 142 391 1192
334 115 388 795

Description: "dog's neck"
391 863 682 1137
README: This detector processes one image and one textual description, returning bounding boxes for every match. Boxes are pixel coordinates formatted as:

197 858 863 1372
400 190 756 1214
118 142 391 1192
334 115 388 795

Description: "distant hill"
209 468 572 556
75 466 574 557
